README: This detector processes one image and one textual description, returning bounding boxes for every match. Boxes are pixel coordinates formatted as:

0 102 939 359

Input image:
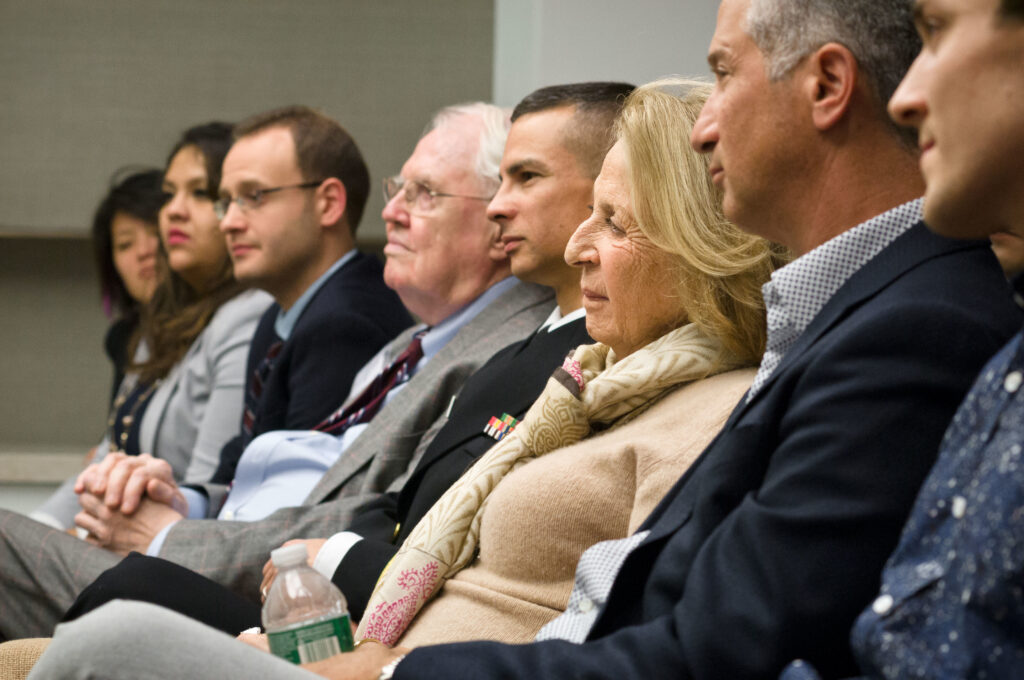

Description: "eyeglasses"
383 176 493 214
214 181 324 220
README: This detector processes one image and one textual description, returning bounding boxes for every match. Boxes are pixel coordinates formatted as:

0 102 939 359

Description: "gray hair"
423 102 511 193
747 0 920 144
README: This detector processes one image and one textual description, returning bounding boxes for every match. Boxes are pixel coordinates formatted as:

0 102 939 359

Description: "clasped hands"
73 452 188 555
74 458 406 678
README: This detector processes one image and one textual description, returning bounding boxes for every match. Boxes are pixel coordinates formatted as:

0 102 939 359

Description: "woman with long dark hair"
33 123 272 530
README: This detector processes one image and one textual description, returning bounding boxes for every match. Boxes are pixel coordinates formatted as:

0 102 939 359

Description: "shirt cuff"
313 531 364 580
146 519 179 556
28 511 65 530
180 487 209 519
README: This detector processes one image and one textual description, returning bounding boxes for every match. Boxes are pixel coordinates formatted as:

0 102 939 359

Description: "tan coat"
398 367 755 647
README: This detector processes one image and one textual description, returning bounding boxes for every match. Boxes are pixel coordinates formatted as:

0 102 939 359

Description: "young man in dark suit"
212 106 413 483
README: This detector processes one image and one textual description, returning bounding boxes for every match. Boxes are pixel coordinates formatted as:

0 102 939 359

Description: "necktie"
314 329 427 436
242 339 284 437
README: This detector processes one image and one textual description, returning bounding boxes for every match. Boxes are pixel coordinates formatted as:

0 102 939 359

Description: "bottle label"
267 614 354 664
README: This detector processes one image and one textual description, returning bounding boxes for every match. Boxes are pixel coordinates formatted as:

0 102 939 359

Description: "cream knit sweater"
397 367 755 647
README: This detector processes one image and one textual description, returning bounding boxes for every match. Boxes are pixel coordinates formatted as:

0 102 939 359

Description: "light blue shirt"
150 277 519 555
273 250 357 340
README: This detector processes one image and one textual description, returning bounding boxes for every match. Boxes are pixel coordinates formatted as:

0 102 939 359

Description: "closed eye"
605 217 625 235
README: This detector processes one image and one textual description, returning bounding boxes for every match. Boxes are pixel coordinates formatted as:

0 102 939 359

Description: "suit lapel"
726 222 979 426
138 354 184 455
305 325 421 501
306 281 553 503
419 317 588 460
640 223 983 543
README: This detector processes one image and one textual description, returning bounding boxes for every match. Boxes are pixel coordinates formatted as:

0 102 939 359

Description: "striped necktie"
242 339 284 437
314 329 427 436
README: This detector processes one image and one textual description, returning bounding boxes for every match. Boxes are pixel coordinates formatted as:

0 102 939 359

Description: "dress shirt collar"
748 198 924 399
539 305 586 333
419 276 519 364
273 250 358 340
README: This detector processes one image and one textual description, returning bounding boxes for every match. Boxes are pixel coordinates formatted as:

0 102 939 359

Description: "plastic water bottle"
262 543 354 664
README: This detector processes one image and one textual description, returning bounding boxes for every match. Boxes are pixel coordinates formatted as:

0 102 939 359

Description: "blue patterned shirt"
783 277 1024 680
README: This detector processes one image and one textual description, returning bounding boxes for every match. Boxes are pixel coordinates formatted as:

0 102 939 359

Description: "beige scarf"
356 323 734 645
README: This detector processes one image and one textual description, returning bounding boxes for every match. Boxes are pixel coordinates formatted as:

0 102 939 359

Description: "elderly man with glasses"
0 102 554 641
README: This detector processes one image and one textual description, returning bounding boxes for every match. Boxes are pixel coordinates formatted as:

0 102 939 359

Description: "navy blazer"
333 316 592 617
400 224 1022 680
212 252 413 483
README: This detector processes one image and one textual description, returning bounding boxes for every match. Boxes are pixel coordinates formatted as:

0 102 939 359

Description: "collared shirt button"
951 495 967 519
1003 370 1022 393
222 509 234 520
872 594 894 615
578 597 595 613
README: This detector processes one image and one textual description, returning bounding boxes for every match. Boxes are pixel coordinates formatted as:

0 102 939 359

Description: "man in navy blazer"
211 106 412 483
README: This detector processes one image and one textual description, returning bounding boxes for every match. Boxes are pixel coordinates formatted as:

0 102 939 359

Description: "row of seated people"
33 119 414 531
3 0 1024 676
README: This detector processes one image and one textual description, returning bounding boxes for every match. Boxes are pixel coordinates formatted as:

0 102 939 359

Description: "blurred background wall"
0 0 718 510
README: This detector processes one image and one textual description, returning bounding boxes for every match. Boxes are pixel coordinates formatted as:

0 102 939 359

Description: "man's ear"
803 42 858 132
317 178 348 228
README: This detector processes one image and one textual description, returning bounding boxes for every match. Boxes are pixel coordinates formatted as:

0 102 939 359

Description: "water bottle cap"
270 543 308 568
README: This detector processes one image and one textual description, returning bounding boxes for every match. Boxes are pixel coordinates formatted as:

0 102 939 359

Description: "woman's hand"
236 631 270 653
301 642 411 680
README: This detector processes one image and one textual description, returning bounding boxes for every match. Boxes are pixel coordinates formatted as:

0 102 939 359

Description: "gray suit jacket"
157 280 554 598
32 289 273 529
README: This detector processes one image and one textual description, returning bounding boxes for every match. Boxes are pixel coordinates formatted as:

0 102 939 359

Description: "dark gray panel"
0 0 495 240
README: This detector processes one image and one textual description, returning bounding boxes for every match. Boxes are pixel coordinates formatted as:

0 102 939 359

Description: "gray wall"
493 0 720 107
0 0 495 241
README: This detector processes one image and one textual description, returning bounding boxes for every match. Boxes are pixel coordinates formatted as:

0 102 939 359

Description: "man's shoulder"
806 223 1014 355
741 223 1018 424
293 252 411 339
202 289 274 349
461 281 555 335
841 222 1000 307
848 225 1015 338
311 252 395 312
477 313 590 373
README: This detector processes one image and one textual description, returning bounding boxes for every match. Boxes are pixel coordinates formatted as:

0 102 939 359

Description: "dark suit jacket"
400 224 1022 680
212 252 412 483
333 316 592 618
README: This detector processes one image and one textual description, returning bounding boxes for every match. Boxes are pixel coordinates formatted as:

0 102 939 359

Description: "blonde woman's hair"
616 78 788 366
